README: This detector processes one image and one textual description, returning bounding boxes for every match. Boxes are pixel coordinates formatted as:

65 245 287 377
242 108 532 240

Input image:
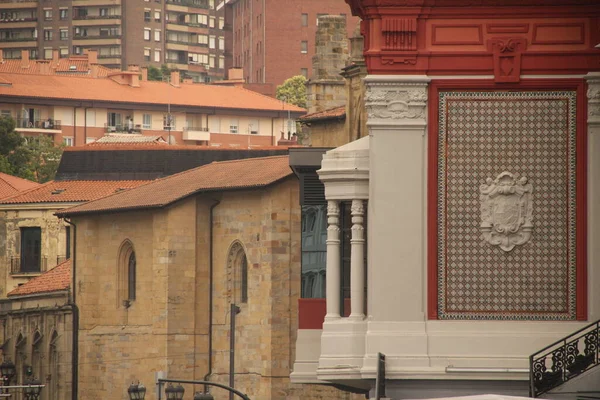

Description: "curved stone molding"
479 171 533 251
364 76 429 122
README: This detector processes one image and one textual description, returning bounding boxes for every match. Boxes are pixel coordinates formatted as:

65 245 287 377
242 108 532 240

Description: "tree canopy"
276 75 308 109
0 116 63 183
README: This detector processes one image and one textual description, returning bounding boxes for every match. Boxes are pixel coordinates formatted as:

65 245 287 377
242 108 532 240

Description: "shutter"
301 171 325 206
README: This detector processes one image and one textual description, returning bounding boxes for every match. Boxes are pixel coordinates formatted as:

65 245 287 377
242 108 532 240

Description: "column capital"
364 75 429 126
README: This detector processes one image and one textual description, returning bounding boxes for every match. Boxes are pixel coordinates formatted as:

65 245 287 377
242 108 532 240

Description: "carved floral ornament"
365 84 427 120
479 171 533 252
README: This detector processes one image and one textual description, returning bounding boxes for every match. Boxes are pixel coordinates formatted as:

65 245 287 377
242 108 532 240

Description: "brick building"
225 0 359 90
0 0 229 82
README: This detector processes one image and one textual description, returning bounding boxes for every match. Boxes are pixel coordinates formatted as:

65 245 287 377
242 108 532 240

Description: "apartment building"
0 68 304 147
0 0 228 82
224 0 359 91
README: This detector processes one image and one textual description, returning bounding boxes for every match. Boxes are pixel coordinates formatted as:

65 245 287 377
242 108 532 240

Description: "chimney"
170 70 180 87
141 67 148 81
0 49 3 63
228 68 243 81
183 78 193 84
90 64 99 78
38 61 50 75
85 49 98 64
130 73 140 87
52 49 59 63
128 64 140 72
20 50 30 68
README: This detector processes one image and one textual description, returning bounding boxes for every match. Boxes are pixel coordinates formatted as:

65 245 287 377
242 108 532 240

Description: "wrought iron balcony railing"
165 0 209 9
10 256 47 274
530 319 600 397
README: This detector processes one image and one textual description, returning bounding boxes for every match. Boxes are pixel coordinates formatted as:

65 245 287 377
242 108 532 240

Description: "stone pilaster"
349 199 365 320
325 200 341 320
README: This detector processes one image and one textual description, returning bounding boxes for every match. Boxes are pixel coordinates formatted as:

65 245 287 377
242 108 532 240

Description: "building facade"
0 69 304 147
0 0 228 82
57 156 361 400
291 0 600 398
225 0 359 90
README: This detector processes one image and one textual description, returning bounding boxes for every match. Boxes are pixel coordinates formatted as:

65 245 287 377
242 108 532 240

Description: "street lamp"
23 377 42 400
127 382 147 400
0 360 16 386
194 392 214 400
165 383 185 400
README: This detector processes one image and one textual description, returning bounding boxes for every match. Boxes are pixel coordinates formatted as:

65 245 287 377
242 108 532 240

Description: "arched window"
118 240 136 307
227 241 248 304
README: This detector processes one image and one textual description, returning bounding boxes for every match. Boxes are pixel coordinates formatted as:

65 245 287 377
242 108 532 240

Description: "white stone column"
586 73 600 321
325 199 341 320
350 199 365 319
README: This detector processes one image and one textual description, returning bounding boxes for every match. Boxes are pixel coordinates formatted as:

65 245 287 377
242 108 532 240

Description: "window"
154 29 160 41
59 9 68 20
209 16 215 28
60 29 68 40
209 0 215 9
198 34 208 46
118 240 136 307
209 55 215 68
1 110 11 118
65 226 71 259
144 48 150 61
218 17 224 29
154 11 161 22
59 47 68 57
218 56 224 70
209 35 215 49
144 10 150 22
248 119 258 134
154 49 161 62
300 68 308 78
63 137 73 146
44 29 53 41
301 13 308 27
163 114 175 130
142 113 151 129
229 119 238 134
19 227 42 273
73 46 82 55
100 8 108 17
301 41 308 53
227 241 248 303
44 9 52 21
218 36 224 50
44 48 53 59
144 28 151 41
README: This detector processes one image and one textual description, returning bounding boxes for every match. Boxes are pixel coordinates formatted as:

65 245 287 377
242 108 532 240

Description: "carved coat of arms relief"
479 171 533 252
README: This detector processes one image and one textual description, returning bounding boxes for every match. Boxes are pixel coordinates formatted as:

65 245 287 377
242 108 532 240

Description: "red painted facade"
345 0 599 320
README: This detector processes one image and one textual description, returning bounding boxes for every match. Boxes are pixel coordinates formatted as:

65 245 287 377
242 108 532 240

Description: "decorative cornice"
365 77 429 122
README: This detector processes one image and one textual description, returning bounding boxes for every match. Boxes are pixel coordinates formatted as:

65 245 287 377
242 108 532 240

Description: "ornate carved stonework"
365 82 428 120
587 77 600 119
488 37 527 83
479 172 533 251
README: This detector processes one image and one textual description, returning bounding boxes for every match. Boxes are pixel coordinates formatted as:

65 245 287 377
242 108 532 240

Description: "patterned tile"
436 91 577 320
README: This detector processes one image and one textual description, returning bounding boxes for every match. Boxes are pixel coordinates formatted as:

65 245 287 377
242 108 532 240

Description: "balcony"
72 14 121 20
182 126 209 141
15 119 62 134
166 0 209 10
73 34 121 40
0 36 36 42
104 123 141 134
0 1 38 9
10 256 47 275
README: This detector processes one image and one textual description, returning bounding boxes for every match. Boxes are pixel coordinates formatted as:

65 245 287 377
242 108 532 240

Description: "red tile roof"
88 135 167 145
57 156 293 217
0 57 115 77
0 173 40 200
0 73 306 115
298 106 346 122
65 144 298 152
0 180 150 205
8 259 71 297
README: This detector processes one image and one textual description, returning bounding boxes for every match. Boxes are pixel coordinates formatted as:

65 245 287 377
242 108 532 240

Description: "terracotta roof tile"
0 173 40 200
298 106 346 122
65 144 298 152
90 135 167 145
8 259 70 297
0 58 115 77
0 180 150 205
57 155 292 216
0 73 306 115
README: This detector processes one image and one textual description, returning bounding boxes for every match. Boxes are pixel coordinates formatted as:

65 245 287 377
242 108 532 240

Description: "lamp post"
165 383 185 400
0 360 15 394
127 382 146 400
23 377 42 400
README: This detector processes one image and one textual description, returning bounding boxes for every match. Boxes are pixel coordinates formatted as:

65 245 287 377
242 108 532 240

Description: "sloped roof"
89 135 167 145
0 173 40 200
0 180 150 205
0 73 306 114
298 106 346 122
8 259 70 297
0 58 115 77
57 155 293 217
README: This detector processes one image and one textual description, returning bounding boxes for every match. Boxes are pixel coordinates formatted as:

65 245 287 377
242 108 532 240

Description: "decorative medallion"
479 171 533 251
